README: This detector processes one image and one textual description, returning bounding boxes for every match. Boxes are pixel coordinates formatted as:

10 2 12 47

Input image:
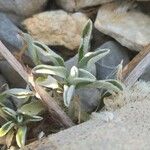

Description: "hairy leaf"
63 85 75 107
2 107 17 119
68 66 79 79
78 20 92 62
0 121 14 137
4 88 33 99
16 126 27 148
34 41 65 66
33 65 68 79
6 129 15 148
18 101 45 116
36 76 59 89
78 49 109 69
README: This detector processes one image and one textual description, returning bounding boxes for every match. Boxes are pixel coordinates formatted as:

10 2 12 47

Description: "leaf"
16 126 27 148
34 41 65 66
2 107 17 119
78 68 96 80
85 80 122 93
4 88 33 99
17 115 23 123
78 20 92 62
78 49 109 69
33 65 68 79
18 101 45 116
68 66 79 79
24 115 43 123
36 76 59 89
6 129 15 147
63 85 75 107
0 121 14 137
22 33 41 65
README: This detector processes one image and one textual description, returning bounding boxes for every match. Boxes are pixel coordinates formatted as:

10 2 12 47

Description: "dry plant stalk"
0 41 74 128
122 44 150 87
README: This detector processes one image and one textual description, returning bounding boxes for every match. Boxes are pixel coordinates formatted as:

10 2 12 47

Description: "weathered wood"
122 44 150 87
0 41 74 128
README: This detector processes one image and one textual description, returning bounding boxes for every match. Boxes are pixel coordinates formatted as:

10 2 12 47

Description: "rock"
0 61 26 88
94 2 150 51
22 10 88 51
24 81 150 150
95 41 130 80
0 13 23 51
0 0 48 17
56 0 114 12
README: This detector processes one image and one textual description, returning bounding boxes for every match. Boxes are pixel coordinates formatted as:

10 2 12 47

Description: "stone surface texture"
94 2 150 51
23 81 150 150
22 10 88 50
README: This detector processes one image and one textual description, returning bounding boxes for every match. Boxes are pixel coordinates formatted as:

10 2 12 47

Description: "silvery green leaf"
25 115 43 123
68 66 79 79
63 85 75 107
33 65 68 79
4 88 33 99
34 41 65 66
0 121 14 137
78 68 96 80
22 33 41 65
18 101 45 116
36 76 59 89
78 20 92 62
16 126 27 148
2 107 17 119
17 115 23 123
85 80 122 93
71 77 95 86
78 49 109 69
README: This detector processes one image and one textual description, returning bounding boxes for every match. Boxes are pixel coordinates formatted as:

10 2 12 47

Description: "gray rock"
0 0 48 17
0 13 23 51
0 61 26 88
94 2 150 51
95 41 130 80
56 0 114 12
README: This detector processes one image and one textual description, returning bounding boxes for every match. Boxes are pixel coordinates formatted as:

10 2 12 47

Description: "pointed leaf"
85 80 122 93
16 126 27 148
25 115 43 123
34 41 65 66
33 65 68 79
18 101 45 116
22 33 41 65
36 76 59 89
63 85 75 107
78 68 96 80
2 107 17 119
68 66 79 79
78 20 92 62
4 88 33 99
0 121 14 137
78 49 109 69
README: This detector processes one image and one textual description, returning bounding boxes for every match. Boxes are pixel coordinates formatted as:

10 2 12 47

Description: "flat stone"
94 2 150 51
0 0 48 17
23 81 150 150
22 11 88 50
56 0 114 12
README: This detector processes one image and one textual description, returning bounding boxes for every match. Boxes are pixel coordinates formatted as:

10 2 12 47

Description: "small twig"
0 41 74 128
122 44 150 87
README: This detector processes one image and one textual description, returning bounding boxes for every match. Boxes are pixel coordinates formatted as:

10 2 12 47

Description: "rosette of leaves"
0 88 44 148
22 20 123 108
